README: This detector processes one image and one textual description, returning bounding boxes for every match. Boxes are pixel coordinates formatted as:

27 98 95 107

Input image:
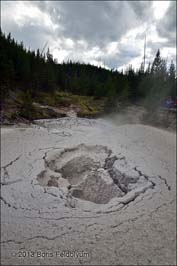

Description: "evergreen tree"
151 49 161 74
0 30 176 112
168 61 176 98
140 49 169 109
146 62 151 74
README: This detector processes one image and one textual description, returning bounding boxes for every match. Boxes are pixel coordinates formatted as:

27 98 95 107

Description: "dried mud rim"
36 144 154 206
34 117 96 130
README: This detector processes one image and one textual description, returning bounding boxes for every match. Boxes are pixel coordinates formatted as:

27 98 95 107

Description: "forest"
0 29 176 120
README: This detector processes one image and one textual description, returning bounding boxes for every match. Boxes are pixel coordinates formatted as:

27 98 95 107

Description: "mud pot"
1 117 176 265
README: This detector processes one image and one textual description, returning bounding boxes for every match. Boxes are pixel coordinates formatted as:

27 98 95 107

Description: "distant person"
166 96 174 108
174 97 177 109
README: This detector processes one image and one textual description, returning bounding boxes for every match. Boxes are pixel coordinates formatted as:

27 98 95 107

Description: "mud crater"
37 144 141 204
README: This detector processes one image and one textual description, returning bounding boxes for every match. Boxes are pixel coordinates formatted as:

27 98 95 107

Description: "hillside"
0 30 176 123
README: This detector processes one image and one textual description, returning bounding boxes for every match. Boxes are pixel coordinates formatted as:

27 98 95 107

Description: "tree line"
0 29 176 109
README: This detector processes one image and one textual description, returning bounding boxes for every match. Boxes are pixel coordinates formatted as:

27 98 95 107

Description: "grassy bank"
1 90 107 124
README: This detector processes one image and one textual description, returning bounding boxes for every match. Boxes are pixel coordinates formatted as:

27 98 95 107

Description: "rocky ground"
1 116 176 265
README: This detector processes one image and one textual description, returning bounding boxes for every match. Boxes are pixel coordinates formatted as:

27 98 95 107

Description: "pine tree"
147 49 168 108
146 62 151 74
151 49 161 74
1 30 176 112
169 60 175 80
168 61 176 98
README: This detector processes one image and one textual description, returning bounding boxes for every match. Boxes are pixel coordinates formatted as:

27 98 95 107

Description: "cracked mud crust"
1 118 176 265
37 144 156 205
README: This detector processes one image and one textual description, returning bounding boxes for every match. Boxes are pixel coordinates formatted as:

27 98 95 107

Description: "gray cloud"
156 1 176 47
44 1 153 47
1 1 176 69
127 1 153 19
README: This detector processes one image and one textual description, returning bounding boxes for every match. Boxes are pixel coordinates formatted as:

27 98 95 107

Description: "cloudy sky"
1 1 176 71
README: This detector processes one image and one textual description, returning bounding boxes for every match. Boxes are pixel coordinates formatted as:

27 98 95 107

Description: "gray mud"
1 117 176 265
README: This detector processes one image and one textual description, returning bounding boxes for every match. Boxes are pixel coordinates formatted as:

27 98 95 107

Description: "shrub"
19 90 36 120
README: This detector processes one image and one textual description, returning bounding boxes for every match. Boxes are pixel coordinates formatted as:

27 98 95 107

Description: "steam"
104 104 146 126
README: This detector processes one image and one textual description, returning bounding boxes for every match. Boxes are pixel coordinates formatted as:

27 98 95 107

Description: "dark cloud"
27 1 154 47
47 1 150 47
1 1 176 69
127 1 153 19
156 1 176 47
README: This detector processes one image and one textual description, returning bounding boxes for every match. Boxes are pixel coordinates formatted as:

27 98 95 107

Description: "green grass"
2 89 107 122
36 90 106 118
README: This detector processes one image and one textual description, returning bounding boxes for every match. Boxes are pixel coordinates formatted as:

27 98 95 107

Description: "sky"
1 1 176 71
